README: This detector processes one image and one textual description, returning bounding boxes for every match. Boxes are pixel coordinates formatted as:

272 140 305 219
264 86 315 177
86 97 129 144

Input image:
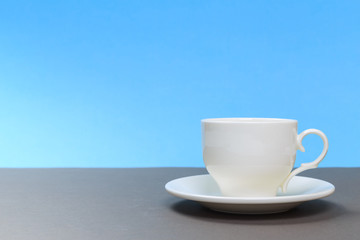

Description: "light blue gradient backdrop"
0 0 359 167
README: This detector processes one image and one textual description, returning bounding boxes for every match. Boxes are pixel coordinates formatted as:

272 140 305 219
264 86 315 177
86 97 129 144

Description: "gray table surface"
0 167 357 240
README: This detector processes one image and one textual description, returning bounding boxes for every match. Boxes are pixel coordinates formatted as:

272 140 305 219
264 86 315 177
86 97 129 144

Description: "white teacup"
202 118 328 197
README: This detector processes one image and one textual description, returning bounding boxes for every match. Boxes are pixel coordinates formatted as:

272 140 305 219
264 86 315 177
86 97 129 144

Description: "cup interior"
202 118 297 124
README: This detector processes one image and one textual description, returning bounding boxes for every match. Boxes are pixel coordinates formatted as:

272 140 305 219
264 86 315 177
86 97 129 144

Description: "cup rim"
201 118 298 124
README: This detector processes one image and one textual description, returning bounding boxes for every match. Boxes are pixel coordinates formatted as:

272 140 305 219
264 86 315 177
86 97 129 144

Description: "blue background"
0 0 359 168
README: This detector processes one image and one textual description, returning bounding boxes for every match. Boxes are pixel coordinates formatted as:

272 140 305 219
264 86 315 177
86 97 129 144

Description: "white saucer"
165 175 335 214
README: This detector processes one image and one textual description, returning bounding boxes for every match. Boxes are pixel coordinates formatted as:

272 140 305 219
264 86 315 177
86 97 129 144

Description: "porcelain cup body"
202 118 301 197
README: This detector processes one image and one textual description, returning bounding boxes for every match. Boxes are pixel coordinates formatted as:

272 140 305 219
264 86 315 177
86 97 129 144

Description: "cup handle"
281 129 329 192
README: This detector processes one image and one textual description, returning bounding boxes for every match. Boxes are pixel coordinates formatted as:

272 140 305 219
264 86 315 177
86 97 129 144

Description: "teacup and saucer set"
165 118 335 214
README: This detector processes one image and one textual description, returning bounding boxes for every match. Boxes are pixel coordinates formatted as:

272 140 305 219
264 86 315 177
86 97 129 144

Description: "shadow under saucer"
170 199 347 225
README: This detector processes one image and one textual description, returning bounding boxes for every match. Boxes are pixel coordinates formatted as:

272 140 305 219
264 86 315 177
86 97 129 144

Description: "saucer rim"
165 175 335 204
